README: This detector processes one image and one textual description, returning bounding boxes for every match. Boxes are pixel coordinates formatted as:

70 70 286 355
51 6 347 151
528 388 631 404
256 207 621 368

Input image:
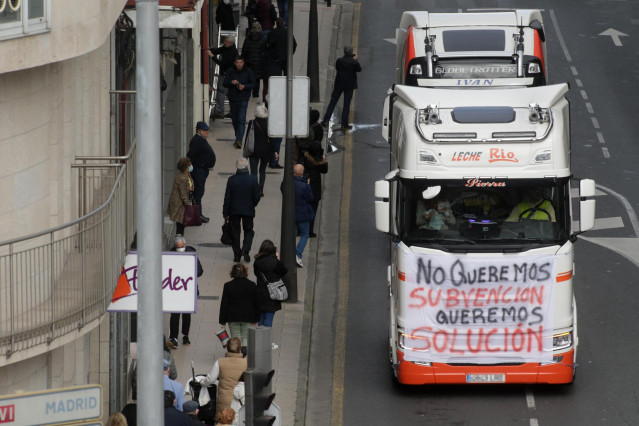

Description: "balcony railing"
0 142 137 364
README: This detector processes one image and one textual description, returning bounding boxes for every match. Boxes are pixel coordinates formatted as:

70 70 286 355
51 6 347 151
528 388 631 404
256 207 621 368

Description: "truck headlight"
409 64 423 76
553 332 572 350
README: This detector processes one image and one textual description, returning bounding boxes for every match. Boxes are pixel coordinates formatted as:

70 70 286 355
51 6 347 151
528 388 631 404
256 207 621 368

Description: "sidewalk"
164 2 351 425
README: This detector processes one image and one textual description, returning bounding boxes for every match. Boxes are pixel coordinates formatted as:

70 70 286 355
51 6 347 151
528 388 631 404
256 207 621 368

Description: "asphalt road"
326 1 639 425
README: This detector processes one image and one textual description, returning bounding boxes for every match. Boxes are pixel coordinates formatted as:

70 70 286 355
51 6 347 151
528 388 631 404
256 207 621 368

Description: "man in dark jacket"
224 55 256 148
207 35 238 119
186 121 216 222
167 235 204 349
215 0 236 30
266 17 297 76
321 44 362 129
223 157 261 262
164 390 191 426
292 164 314 267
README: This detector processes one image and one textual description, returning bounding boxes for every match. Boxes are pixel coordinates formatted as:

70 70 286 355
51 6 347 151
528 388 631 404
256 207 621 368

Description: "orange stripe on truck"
405 26 416 80
556 271 573 282
398 271 406 281
533 29 545 75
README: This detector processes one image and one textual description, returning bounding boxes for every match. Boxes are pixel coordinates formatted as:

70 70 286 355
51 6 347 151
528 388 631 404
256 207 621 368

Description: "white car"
396 10 547 87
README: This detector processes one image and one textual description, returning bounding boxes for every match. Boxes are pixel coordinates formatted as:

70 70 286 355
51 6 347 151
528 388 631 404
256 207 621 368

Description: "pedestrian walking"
288 164 314 267
277 0 288 27
207 35 238 119
302 138 328 238
186 121 216 223
322 44 362 129
216 0 236 31
163 360 186 411
241 22 268 100
253 239 288 327
219 263 260 355
266 17 296 76
255 0 277 38
248 104 276 196
202 337 247 420
167 235 203 349
167 157 194 236
294 109 324 164
223 56 256 148
223 157 261 262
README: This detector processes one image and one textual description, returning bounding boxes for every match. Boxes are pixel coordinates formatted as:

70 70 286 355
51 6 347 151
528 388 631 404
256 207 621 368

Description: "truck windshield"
398 178 570 247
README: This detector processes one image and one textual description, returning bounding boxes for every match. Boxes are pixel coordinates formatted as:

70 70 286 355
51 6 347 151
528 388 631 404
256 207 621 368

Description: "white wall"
0 38 111 241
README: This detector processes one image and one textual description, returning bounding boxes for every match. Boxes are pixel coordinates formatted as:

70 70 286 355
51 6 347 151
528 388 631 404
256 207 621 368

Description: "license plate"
466 374 506 383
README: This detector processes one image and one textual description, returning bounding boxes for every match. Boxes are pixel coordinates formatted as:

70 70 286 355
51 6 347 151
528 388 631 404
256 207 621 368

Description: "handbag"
243 120 255 157
183 204 202 227
220 219 233 246
260 272 288 301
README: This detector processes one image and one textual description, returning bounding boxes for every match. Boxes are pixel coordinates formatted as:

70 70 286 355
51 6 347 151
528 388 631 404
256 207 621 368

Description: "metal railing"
0 142 137 363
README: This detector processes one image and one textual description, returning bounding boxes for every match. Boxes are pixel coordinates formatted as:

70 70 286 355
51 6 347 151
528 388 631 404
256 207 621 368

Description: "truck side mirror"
375 180 390 233
579 179 596 232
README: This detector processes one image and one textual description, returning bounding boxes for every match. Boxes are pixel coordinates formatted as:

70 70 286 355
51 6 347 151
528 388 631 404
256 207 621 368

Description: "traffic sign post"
0 385 102 426
267 76 310 137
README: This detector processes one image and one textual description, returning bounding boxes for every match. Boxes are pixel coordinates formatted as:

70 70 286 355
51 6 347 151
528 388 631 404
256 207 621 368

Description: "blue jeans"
230 100 249 142
270 138 282 166
259 311 275 327
277 0 288 26
296 221 310 258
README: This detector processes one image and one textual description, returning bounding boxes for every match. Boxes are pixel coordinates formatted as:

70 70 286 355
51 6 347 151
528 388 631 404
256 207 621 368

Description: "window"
398 178 570 249
442 29 506 52
0 0 49 40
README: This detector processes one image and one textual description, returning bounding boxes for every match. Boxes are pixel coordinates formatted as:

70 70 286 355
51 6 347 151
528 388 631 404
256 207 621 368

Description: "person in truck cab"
506 188 556 222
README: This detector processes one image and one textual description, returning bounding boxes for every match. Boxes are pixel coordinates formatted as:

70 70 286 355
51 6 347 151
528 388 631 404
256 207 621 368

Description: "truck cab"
396 10 547 88
375 84 596 384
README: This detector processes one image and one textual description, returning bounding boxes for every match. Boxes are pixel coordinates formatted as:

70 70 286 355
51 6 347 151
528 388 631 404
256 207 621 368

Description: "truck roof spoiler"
394 83 568 109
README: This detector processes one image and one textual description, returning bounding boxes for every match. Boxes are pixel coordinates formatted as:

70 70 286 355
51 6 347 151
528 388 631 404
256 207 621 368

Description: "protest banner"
400 248 555 364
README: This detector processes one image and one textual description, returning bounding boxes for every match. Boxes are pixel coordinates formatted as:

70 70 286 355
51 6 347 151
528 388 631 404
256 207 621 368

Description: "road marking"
597 184 639 236
530 419 539 426
602 146 610 158
526 387 536 409
599 28 628 46
591 117 600 129
570 66 578 76
580 90 588 100
575 78 583 87
596 132 605 144
331 3 360 425
550 10 572 62
585 102 594 114
573 216 624 231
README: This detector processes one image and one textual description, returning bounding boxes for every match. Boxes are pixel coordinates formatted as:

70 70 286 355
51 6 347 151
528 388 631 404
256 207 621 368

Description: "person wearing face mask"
167 235 204 349
168 157 195 236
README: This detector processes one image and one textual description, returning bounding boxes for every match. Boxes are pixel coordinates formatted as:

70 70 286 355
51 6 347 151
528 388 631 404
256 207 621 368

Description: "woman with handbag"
248 104 277 197
167 157 195 235
253 239 288 330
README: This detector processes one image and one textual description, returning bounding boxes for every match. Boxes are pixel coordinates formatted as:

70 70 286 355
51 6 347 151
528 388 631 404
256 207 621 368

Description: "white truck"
396 10 547 87
375 83 596 384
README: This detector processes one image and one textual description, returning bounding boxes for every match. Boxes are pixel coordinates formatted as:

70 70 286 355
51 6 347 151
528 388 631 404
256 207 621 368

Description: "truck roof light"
409 64 423 76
